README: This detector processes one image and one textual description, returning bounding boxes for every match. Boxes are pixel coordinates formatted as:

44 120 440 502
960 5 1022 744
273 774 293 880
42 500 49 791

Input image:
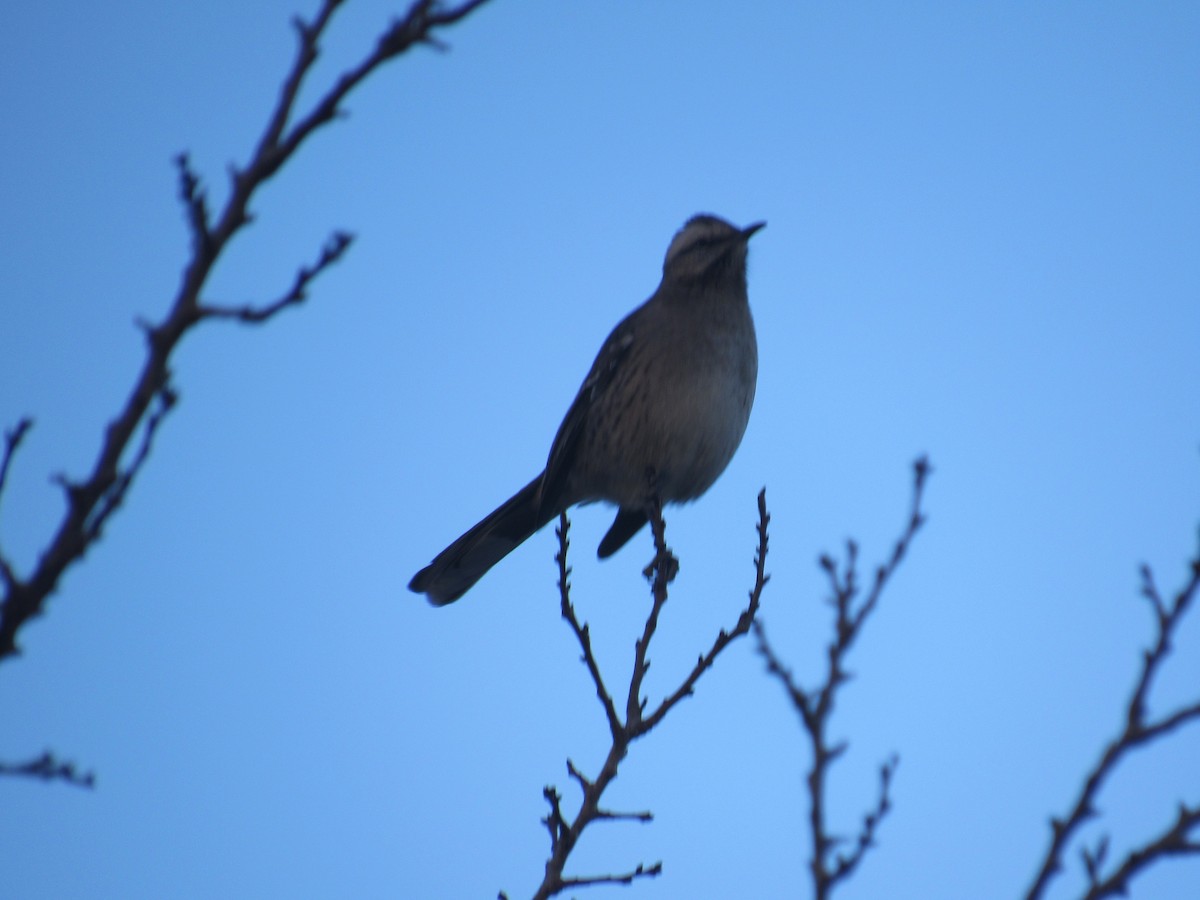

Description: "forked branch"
755 457 930 900
522 491 769 899
1024 541 1200 900
0 0 492 665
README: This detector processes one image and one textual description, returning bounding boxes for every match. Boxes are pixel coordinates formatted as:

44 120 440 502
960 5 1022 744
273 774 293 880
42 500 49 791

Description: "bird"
409 213 763 605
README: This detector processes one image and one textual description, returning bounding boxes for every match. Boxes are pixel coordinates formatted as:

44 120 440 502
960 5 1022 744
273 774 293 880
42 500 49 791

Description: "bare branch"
639 488 769 734
174 152 212 255
527 492 770 899
264 0 494 183
851 456 929 636
0 751 95 790
250 0 344 179
198 231 355 323
79 385 178 545
565 760 653 824
626 495 675 729
0 0 493 663
1024 541 1200 900
556 515 622 740
754 619 814 723
0 418 33 508
756 457 930 900
0 385 178 659
558 862 663 892
0 418 33 588
1135 699 1200 745
828 755 898 886
1082 805 1200 900
1081 834 1109 889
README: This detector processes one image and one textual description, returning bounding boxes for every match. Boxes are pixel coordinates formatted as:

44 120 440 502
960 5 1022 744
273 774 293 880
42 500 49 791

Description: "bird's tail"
408 474 557 605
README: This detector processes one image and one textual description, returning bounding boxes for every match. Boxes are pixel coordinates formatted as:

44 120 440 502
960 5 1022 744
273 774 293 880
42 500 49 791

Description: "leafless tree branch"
1024 541 1200 900
558 862 664 892
198 231 355 323
641 488 770 733
827 754 898 887
0 0 492 665
556 521 622 740
755 456 930 900
524 491 769 899
0 419 33 590
0 751 95 790
1081 804 1200 899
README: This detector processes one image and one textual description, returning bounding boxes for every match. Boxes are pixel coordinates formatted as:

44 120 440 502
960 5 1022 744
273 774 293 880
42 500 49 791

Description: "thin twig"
198 231 354 323
1081 804 1200 900
78 385 178 545
558 862 664 892
639 488 770 734
1024 544 1200 900
0 419 33 588
0 751 95 790
0 419 32 507
627 496 675 728
0 0 493 663
175 153 212 255
828 755 898 886
557 514 621 740
756 456 930 900
263 0 493 183
528 492 770 899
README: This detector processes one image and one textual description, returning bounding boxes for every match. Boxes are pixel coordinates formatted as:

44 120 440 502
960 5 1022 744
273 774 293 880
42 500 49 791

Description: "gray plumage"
409 213 763 605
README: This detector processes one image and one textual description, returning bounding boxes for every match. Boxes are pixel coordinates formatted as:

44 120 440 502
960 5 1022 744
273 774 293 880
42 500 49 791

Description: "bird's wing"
538 316 637 513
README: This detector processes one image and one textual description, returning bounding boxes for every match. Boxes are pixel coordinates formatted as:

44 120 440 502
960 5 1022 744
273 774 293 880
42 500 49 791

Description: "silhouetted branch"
199 231 355 323
755 456 930 900
1081 804 1200 899
525 492 769 899
260 0 493 184
0 751 95 790
175 152 212 256
1024 541 1200 900
558 862 664 893
0 419 33 589
641 488 769 733
557 520 621 740
828 754 898 886
66 385 178 547
0 0 492 665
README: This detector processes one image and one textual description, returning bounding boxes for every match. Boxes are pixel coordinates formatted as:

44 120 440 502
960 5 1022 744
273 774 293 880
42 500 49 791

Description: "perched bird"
409 213 763 605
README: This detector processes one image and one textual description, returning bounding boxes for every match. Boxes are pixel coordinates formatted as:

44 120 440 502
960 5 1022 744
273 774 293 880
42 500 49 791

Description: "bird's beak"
741 221 766 240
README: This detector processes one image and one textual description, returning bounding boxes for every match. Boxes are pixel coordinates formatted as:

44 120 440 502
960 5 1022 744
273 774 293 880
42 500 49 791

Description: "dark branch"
79 384 178 545
828 755 898 886
558 862 663 892
1081 834 1109 888
264 0 493 182
0 0 492 663
1024 540 1200 900
0 751 95 790
0 386 178 660
528 492 769 899
557 515 622 740
639 488 769 734
0 418 32 508
174 152 212 255
199 231 354 323
1082 805 1200 899
0 418 33 588
626 495 676 729
756 456 930 900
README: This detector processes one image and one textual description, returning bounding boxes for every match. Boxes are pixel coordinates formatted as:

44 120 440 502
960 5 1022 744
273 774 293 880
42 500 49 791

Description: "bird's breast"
574 305 757 507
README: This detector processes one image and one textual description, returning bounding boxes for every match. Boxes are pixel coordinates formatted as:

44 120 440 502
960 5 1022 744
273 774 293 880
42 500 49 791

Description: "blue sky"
2 1 1198 897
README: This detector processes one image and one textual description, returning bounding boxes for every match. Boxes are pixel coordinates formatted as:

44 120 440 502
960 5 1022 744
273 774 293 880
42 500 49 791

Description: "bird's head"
662 214 765 285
